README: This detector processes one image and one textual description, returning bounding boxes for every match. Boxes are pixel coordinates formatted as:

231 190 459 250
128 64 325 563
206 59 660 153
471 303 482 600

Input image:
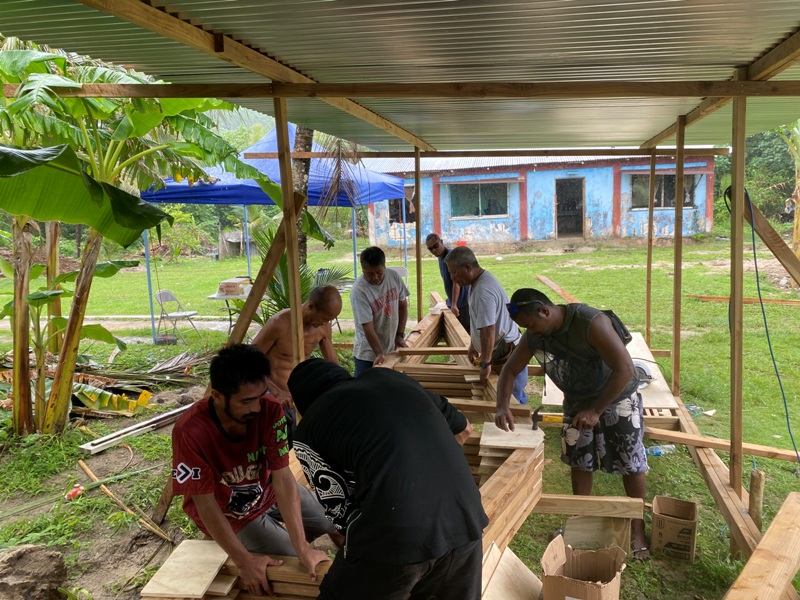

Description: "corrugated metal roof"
2 0 800 150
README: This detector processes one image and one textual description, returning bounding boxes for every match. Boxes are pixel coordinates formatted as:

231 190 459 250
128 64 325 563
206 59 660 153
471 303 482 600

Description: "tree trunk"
11 218 33 435
74 223 82 259
42 228 103 434
45 221 63 353
292 126 313 266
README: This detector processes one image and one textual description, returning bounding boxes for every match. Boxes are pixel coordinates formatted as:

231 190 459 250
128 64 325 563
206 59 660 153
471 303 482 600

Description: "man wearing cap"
425 233 470 332
444 245 528 404
287 359 487 600
494 288 649 559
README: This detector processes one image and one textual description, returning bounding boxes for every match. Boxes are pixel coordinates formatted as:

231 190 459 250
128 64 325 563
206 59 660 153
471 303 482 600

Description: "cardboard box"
541 535 626 600
217 277 251 296
651 495 698 562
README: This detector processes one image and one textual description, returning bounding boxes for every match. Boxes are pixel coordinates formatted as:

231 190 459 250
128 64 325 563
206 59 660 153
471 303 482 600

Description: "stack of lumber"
462 428 483 484
480 433 545 553
478 423 544 485
139 540 327 600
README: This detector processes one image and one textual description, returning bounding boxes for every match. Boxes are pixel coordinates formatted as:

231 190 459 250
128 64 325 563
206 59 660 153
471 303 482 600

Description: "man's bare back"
252 308 336 396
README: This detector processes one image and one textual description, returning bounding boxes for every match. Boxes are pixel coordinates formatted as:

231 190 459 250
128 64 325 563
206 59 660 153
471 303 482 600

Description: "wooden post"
415 147 423 321
645 151 656 347
671 116 685 396
273 98 304 364
730 71 747 501
749 469 766 532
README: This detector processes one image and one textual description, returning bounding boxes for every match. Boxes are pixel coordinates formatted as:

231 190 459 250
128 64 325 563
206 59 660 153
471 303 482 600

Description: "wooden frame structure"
6 2 800 594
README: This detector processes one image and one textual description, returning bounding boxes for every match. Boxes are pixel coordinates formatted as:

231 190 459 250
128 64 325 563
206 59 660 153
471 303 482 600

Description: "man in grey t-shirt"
350 246 410 377
444 246 528 404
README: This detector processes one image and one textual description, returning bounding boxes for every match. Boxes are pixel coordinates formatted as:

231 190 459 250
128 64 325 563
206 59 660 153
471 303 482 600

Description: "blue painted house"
363 155 715 247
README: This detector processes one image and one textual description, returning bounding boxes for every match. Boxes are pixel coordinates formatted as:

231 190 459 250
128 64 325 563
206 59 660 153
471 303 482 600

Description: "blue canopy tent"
140 123 405 342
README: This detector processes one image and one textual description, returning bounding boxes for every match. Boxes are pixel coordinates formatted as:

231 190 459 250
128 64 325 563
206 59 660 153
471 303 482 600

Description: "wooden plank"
394 363 479 375
223 555 330 583
532 494 644 520
645 426 800 463
141 540 227 598
78 403 192 454
205 589 239 600
723 493 800 600
481 543 503 595
398 346 470 355
687 294 800 306
480 422 544 450
449 398 530 418
206 573 237 596
536 275 579 303
483 547 543 600
671 116 686 398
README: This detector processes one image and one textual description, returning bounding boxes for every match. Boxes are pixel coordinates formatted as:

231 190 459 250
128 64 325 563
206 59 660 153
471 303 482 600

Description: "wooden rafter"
8 80 800 99
642 27 800 148
75 0 434 151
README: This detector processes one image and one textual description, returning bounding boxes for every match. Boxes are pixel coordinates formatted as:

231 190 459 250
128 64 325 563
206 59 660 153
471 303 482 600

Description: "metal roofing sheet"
2 0 800 150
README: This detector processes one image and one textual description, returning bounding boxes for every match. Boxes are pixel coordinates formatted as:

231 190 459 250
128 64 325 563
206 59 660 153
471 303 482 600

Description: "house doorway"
556 178 584 238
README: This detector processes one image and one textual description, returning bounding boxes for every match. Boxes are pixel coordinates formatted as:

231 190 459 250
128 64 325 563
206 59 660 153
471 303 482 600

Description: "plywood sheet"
480 422 544 450
206 572 238 596
141 540 228 598
482 547 542 600
541 332 678 410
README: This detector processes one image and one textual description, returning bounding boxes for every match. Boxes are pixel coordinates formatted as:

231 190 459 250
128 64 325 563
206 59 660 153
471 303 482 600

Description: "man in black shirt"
287 359 487 600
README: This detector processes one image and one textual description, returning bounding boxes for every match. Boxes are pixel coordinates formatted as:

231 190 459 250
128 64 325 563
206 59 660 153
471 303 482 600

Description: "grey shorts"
235 482 336 555
561 391 649 475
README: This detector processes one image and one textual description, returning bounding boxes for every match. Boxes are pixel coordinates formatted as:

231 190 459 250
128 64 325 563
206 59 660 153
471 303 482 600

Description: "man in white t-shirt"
350 246 410 376
445 246 528 404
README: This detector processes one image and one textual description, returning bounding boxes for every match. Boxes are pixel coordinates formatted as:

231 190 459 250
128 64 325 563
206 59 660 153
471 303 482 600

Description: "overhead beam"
9 80 800 99
74 0 433 151
642 27 800 148
245 148 729 159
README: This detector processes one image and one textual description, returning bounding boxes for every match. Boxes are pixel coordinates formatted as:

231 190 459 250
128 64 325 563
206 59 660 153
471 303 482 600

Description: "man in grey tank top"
494 288 650 560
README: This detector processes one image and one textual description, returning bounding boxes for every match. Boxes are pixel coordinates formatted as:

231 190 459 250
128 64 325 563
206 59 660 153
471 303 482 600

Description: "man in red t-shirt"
172 345 336 595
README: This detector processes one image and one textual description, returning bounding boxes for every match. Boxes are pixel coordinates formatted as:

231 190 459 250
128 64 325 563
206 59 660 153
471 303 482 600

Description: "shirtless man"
251 285 342 432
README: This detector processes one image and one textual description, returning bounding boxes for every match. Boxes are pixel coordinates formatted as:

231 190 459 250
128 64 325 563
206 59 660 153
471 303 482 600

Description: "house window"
389 186 416 224
631 174 702 209
449 182 509 217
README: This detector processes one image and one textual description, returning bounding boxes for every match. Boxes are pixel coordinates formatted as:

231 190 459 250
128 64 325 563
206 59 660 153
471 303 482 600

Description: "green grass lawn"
1 235 799 598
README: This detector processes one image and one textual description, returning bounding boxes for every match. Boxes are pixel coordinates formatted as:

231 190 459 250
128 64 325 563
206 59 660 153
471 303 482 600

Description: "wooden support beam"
730 85 747 498
671 116 685 397
642 27 800 148
415 148 423 322
646 151 656 347
274 98 304 365
243 148 729 159
723 493 800 600
645 427 800 464
743 200 800 285
74 0 433 150
9 80 800 99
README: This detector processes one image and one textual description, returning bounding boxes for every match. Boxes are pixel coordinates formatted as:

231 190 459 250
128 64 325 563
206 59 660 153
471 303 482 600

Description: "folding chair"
155 289 200 343
388 265 409 285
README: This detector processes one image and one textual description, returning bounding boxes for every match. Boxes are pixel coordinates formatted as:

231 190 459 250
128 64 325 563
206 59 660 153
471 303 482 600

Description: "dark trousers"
455 303 470 334
318 539 482 600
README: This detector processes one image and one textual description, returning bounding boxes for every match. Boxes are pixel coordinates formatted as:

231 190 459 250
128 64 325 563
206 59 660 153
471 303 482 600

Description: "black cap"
288 358 353 415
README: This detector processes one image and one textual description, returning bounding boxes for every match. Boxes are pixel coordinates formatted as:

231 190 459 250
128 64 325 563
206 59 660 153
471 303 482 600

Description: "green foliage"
714 128 795 221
